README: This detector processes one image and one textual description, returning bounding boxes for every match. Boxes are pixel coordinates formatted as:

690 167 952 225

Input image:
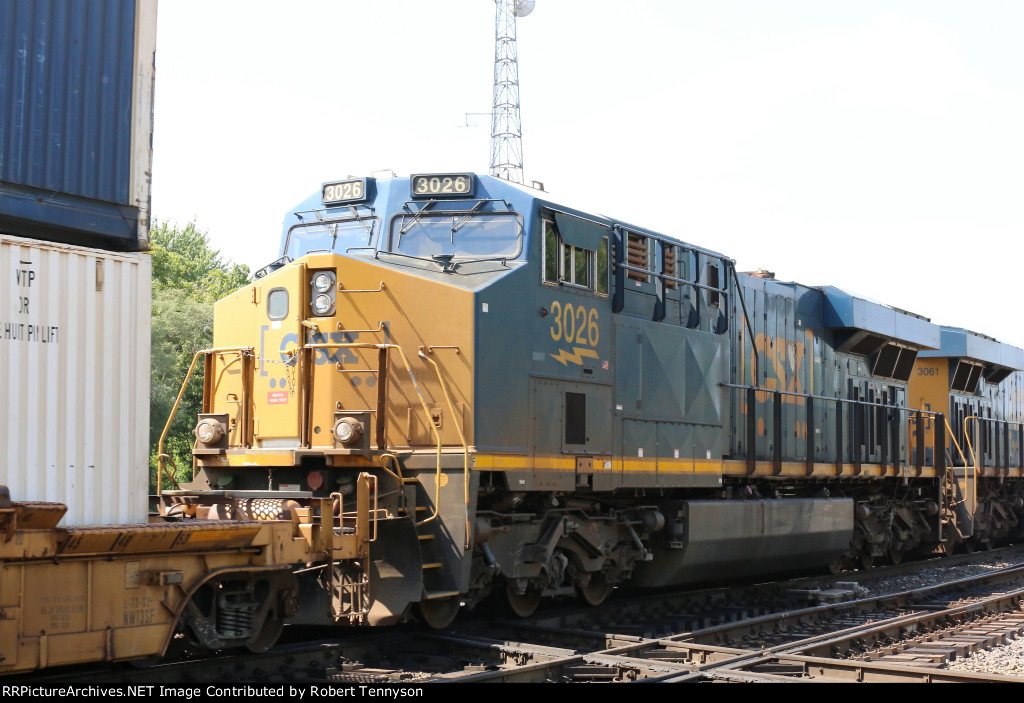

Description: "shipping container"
0 234 151 524
0 0 157 252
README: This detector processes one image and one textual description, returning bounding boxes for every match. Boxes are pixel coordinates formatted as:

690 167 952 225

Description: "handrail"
958 414 1022 514
942 416 969 510
730 264 759 388
378 453 405 484
333 321 388 335
616 260 730 300
720 382 944 413
304 341 445 525
963 416 981 514
337 282 386 294
418 346 471 550
156 346 254 495
720 382 948 476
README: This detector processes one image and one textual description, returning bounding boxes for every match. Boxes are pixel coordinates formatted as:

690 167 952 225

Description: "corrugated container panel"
0 233 151 524
0 0 156 250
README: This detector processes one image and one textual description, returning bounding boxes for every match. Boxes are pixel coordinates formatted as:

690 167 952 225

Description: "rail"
720 383 948 478
418 346 471 549
158 337 458 532
962 414 1024 473
302 341 450 527
156 346 254 494
722 382 965 544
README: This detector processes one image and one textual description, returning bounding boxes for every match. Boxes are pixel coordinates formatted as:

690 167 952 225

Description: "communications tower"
490 0 534 183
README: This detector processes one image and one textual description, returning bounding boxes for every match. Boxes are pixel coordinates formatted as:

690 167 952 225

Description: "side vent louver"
663 244 677 289
848 333 888 356
984 366 1014 385
626 232 649 282
950 359 984 394
871 343 918 382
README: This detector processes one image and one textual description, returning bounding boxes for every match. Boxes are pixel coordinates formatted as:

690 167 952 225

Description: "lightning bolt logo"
550 347 600 366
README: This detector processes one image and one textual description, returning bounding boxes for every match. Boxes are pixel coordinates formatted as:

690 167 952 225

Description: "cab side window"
542 218 608 295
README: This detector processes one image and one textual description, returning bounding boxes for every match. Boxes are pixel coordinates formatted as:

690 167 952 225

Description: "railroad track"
13 548 1024 684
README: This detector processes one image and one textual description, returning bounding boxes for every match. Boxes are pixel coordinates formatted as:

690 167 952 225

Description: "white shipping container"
0 234 151 525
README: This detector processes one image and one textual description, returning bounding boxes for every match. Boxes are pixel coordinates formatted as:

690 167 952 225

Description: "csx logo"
277 330 360 365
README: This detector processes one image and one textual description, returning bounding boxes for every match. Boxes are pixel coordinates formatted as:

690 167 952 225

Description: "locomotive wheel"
417 596 461 630
859 554 874 570
505 583 542 618
578 573 612 607
888 549 903 565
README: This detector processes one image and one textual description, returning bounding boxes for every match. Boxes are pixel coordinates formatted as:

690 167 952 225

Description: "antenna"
490 0 533 184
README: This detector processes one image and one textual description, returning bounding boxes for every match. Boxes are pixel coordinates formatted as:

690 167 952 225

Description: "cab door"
253 264 307 448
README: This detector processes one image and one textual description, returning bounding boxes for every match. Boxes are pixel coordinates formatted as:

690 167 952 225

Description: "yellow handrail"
962 416 983 514
418 346 470 550
156 346 253 495
304 342 445 526
938 416 969 509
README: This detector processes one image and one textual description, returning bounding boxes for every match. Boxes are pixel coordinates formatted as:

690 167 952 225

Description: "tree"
150 221 251 492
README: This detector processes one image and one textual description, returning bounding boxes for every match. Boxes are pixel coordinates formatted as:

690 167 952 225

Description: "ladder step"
422 562 442 570
423 590 460 601
418 534 434 541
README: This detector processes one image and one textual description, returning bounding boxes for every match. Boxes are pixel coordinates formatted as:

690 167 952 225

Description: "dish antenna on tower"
490 0 533 183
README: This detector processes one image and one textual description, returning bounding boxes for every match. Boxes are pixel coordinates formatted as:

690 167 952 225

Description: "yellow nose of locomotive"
188 250 475 495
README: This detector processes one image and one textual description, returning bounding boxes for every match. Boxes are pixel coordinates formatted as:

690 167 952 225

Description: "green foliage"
150 220 251 302
150 221 251 492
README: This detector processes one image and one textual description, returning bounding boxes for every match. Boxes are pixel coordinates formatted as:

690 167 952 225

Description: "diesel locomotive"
157 170 1024 631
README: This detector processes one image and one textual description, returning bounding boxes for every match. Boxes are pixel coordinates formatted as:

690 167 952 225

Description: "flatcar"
158 171 1024 631
0 482 375 674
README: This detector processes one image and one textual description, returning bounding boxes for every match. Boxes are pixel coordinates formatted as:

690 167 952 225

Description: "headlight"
195 419 224 444
309 270 337 316
312 293 334 316
312 271 335 293
333 417 364 445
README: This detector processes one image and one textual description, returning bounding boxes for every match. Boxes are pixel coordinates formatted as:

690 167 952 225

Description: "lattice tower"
490 0 532 183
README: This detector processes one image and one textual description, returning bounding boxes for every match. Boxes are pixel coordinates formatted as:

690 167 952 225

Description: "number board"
410 173 475 198
322 178 371 205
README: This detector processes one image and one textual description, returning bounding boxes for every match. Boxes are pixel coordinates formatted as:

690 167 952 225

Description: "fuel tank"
631 498 854 587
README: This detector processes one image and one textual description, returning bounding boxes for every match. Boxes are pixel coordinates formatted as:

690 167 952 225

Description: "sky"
150 1 1024 346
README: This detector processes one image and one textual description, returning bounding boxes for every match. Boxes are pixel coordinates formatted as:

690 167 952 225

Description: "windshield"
389 213 521 259
283 218 378 260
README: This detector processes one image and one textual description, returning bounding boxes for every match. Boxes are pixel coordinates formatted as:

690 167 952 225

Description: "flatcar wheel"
417 596 461 630
578 573 612 607
246 615 284 654
859 554 874 570
505 584 542 618
888 549 903 565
